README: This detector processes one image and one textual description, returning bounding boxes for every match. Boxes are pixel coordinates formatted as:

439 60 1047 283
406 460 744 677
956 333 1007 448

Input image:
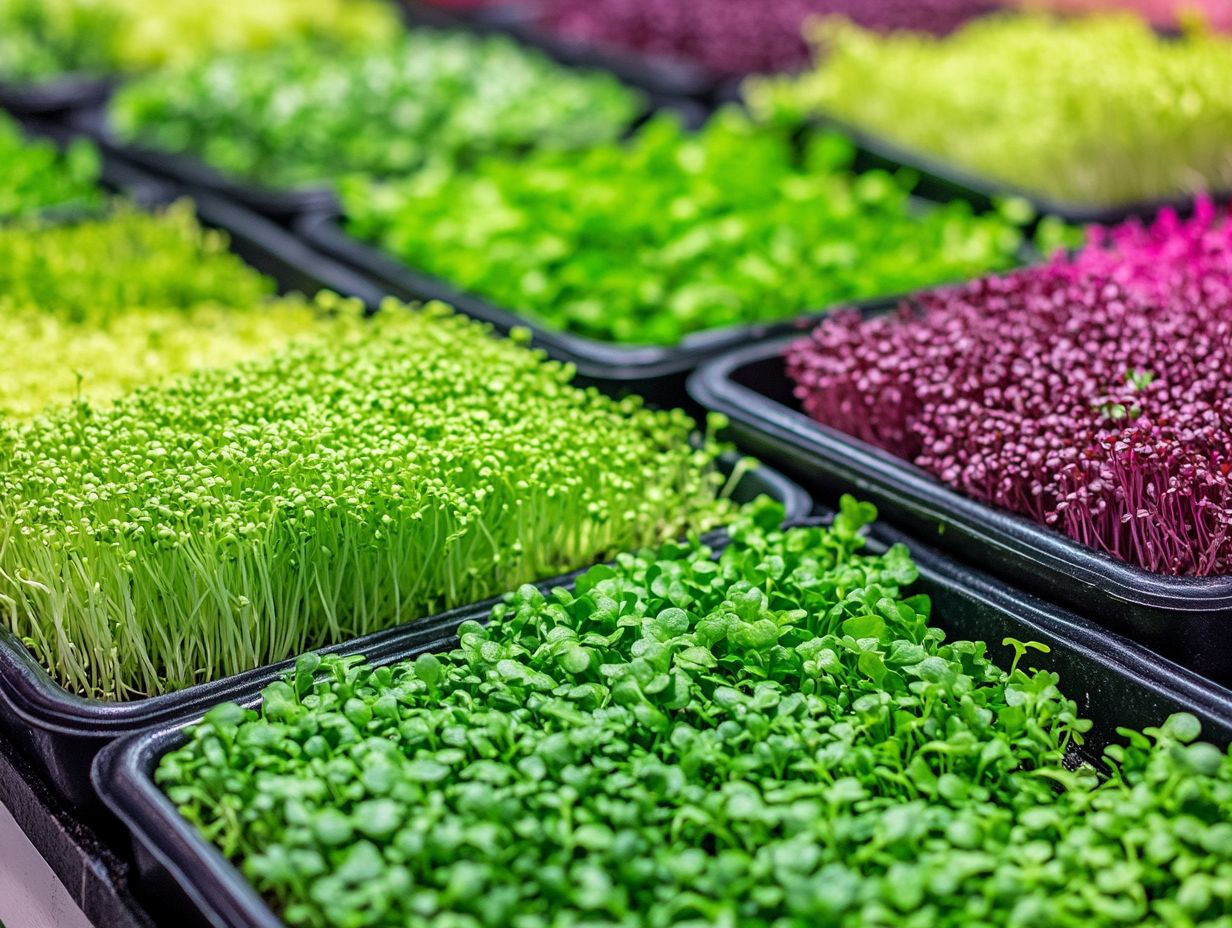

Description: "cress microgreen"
158 500 1232 927
0 111 100 220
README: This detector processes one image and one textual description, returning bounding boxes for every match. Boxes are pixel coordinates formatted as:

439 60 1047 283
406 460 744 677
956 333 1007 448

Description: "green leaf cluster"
0 303 733 699
343 112 1044 345
0 0 398 80
0 112 100 220
158 499 1232 927
0 203 326 418
0 0 119 81
746 13 1232 205
111 32 640 190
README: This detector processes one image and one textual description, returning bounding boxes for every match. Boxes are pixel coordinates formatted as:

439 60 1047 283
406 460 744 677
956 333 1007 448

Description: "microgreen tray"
93 512 1232 928
803 112 1232 227
0 440 808 813
688 335 1232 683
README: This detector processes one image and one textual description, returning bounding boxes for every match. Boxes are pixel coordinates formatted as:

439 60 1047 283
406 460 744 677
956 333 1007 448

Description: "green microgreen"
0 111 100 220
0 203 326 417
343 110 1054 346
0 304 733 699
157 499 1232 927
110 31 640 190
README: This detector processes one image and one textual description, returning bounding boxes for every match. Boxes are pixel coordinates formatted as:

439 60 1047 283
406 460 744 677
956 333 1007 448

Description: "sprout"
0 111 99 219
110 31 640 191
0 302 733 699
344 111 1052 346
787 199 1232 576
157 505 1232 928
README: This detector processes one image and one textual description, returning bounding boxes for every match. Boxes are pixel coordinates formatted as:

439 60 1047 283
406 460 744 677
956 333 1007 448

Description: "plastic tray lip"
296 209 1034 383
94 513 1232 928
0 73 115 114
803 111 1232 225
68 106 339 220
0 449 810 736
688 334 1232 612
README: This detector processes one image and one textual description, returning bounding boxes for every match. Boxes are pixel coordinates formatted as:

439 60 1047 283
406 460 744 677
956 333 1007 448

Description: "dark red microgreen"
787 199 1232 577
424 0 1000 76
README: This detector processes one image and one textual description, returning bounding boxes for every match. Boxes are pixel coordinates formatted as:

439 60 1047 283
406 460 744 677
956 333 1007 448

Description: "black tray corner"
687 334 1232 684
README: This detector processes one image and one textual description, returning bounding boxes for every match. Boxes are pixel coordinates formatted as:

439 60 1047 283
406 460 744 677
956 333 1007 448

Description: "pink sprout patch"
787 200 1232 576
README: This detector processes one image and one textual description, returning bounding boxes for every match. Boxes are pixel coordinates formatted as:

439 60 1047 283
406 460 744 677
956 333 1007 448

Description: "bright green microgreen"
0 111 100 220
157 499 1232 927
343 110 1057 346
110 31 640 190
0 305 733 699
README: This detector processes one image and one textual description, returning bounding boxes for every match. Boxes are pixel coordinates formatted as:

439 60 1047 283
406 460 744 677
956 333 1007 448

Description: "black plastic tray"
397 0 522 30
0 732 156 928
0 73 113 116
94 511 1232 928
803 112 1230 227
297 209 1031 404
0 434 807 813
688 335 1232 683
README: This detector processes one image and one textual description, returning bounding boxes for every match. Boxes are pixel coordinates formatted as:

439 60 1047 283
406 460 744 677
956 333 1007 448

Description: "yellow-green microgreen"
0 304 734 699
0 203 325 417
746 14 1232 206
0 0 399 78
